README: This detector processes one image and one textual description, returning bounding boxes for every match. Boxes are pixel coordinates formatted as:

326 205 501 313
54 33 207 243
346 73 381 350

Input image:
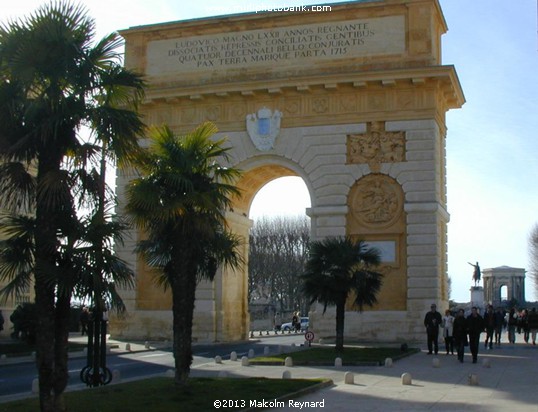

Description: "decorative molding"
347 121 405 172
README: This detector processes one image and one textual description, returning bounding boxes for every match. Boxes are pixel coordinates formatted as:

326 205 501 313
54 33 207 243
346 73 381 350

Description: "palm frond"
301 236 383 313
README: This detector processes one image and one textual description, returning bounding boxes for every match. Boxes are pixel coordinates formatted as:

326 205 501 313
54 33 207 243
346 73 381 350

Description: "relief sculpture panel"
350 174 403 229
347 121 405 172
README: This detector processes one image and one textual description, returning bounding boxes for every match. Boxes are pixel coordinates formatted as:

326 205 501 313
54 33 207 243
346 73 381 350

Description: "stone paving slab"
192 343 538 412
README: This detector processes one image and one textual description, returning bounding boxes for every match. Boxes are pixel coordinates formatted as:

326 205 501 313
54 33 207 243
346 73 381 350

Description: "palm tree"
0 2 144 410
301 237 383 351
125 123 243 387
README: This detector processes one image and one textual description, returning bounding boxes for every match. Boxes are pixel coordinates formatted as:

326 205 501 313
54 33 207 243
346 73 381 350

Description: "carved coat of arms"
246 107 282 151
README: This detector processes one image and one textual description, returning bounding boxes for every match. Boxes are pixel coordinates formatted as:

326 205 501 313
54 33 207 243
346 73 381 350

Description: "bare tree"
249 216 310 315
529 223 538 298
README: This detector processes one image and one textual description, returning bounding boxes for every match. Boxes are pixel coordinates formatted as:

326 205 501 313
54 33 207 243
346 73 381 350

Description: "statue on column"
468 261 481 286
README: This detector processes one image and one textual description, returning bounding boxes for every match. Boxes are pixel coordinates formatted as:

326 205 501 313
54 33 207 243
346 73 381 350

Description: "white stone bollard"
284 356 293 367
401 373 412 385
318 338 323 344
264 346 270 356
248 349 255 358
112 369 121 383
432 358 440 368
125 343 131 352
32 378 39 393
230 351 238 361
215 356 222 364
482 359 491 368
241 356 249 366
165 369 175 378
218 371 229 378
384 358 393 368
291 343 296 347
344 372 354 384
282 370 292 379
334 357 343 368
468 374 479 386
144 341 150 349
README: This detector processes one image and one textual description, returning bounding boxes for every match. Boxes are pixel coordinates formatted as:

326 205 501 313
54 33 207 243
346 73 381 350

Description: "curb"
249 348 420 367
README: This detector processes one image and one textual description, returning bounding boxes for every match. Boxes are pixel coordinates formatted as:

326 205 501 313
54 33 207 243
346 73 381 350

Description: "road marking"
139 353 167 358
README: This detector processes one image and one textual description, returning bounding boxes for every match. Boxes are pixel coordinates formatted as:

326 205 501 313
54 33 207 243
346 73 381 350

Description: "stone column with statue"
469 261 484 310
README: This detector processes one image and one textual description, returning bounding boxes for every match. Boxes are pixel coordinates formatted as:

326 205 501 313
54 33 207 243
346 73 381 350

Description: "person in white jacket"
442 309 455 355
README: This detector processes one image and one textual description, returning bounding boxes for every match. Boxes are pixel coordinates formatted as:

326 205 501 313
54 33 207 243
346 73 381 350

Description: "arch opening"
233 166 312 333
500 285 508 302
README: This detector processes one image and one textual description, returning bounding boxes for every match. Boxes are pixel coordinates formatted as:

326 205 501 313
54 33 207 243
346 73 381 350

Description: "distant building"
0 218 35 338
0 160 36 337
482 266 525 307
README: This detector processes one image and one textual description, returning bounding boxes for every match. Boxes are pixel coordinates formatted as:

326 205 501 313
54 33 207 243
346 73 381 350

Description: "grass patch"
251 346 419 366
0 377 326 412
0 341 87 357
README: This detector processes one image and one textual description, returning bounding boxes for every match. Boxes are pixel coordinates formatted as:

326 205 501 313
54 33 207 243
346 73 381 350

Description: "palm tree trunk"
34 278 56 412
171 270 197 387
335 298 346 351
35 156 63 412
52 293 71 411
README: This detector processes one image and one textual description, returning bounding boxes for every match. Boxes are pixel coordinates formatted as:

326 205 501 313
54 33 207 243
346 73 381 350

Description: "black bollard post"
80 319 95 385
91 310 101 387
100 316 111 384
80 307 112 386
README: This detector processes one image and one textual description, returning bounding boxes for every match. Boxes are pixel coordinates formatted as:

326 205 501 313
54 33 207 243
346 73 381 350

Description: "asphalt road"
0 333 307 399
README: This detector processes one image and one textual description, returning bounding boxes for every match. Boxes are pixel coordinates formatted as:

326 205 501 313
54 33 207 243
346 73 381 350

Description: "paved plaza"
2 332 537 411
191 339 538 412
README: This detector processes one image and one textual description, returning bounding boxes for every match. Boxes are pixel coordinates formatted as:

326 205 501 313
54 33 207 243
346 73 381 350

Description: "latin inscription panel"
147 15 405 75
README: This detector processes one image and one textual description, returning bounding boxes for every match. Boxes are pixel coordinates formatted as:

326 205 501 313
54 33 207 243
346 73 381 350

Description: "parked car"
280 317 309 331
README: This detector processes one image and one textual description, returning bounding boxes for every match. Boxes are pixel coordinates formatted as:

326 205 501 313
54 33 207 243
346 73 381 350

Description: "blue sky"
3 0 538 302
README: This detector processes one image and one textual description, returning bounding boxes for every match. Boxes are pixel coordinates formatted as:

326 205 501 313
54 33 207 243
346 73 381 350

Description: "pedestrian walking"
527 307 538 345
453 309 467 363
442 309 454 355
484 305 495 350
467 306 485 364
424 303 442 355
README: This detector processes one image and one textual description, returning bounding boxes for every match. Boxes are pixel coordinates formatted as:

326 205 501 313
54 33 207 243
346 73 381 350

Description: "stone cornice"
142 65 464 110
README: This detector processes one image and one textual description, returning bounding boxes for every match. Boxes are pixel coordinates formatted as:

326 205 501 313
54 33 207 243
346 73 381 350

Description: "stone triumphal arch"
482 266 526 307
112 0 464 343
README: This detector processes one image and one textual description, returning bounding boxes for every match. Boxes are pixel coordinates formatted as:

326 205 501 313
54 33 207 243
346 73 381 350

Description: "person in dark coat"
467 306 485 363
452 309 467 363
424 303 442 355
493 307 505 346
527 307 538 345
79 307 90 336
508 307 517 343
483 305 495 350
